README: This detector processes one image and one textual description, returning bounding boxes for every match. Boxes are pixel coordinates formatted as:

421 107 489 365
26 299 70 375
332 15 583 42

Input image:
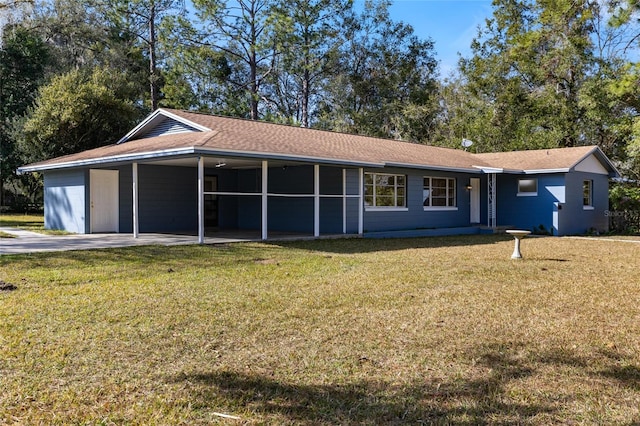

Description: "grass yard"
1 235 640 424
0 214 69 235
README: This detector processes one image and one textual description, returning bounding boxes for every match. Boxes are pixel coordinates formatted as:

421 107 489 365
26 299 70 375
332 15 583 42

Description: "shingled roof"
18 108 619 176
474 146 617 173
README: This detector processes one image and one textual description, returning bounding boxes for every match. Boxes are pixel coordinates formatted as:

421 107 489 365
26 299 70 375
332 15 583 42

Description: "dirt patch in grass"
0 281 17 291
1 236 640 424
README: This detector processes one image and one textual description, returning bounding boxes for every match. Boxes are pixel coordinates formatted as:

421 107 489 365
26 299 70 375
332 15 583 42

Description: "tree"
0 26 50 206
184 0 281 119
317 0 439 141
96 0 185 110
445 0 604 152
604 0 640 178
267 0 352 127
434 0 640 185
17 67 141 163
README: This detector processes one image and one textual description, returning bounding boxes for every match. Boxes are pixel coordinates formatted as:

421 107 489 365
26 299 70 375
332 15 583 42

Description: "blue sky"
383 0 494 76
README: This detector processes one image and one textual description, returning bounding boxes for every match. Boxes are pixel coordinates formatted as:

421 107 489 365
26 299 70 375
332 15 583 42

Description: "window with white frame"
583 180 593 208
364 173 406 208
517 178 537 196
423 177 456 208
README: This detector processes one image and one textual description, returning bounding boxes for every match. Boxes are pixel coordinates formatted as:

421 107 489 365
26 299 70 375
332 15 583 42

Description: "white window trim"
423 176 457 208
366 207 409 212
583 180 593 209
424 206 459 212
364 172 407 210
517 178 538 197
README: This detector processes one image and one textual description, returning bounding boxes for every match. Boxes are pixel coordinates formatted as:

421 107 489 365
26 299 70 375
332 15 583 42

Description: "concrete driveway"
0 228 257 255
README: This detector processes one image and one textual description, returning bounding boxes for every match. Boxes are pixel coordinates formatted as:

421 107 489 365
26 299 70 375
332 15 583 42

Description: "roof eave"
17 147 384 174
17 148 198 174
385 162 483 173
473 166 505 173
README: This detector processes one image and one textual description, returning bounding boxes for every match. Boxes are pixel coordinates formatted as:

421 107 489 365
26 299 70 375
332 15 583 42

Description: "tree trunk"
249 2 259 120
149 1 158 110
300 32 311 128
250 49 258 120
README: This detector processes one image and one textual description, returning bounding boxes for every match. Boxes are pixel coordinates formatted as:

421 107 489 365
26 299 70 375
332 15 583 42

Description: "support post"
488 173 497 229
132 162 139 238
358 167 364 235
314 164 320 237
261 160 268 240
198 156 205 244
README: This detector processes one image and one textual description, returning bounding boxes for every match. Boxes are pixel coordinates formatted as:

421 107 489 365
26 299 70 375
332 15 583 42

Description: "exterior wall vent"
136 117 199 139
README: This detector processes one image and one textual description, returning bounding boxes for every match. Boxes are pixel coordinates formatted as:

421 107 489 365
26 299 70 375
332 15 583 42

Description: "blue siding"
562 172 609 234
496 174 565 234
496 172 609 235
362 168 479 232
43 170 89 234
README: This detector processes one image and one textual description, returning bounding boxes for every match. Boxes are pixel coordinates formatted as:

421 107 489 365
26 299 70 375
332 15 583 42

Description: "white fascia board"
17 148 197 174
472 166 564 174
18 146 385 174
521 168 570 174
472 166 505 173
117 109 211 144
384 162 483 174
193 147 384 168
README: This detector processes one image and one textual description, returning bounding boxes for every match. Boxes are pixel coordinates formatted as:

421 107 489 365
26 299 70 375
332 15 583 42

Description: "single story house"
18 108 620 241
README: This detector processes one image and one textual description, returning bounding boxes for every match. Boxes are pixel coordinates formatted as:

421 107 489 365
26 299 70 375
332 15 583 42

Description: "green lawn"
1 235 640 424
0 214 69 235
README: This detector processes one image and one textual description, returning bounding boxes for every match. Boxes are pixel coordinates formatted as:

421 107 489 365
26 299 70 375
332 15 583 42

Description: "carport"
126 156 365 243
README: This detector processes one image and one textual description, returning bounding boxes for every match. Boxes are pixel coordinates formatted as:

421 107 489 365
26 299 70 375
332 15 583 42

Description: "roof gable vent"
135 117 200 140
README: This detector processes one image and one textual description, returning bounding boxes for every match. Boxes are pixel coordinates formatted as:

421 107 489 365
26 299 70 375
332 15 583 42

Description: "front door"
90 169 119 233
470 177 480 224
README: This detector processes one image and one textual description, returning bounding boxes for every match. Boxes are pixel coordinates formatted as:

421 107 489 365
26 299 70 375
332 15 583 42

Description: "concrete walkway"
0 228 259 255
0 228 349 255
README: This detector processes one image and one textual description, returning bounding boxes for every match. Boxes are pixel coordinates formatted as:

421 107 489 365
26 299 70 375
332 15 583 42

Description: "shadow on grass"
0 243 285 272
271 234 514 254
173 345 557 424
0 219 44 228
173 341 640 423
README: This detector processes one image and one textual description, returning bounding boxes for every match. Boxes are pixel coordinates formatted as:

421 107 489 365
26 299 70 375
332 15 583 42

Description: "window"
583 180 593 209
364 173 406 209
423 177 456 209
517 179 537 196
